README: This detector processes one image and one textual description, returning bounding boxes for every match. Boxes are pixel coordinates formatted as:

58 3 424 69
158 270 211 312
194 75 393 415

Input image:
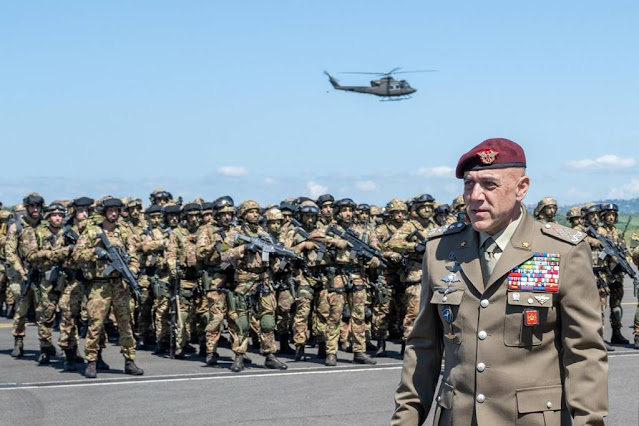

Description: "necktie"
481 237 498 286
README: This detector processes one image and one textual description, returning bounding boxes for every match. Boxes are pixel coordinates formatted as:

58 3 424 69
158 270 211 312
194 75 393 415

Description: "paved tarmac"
0 281 637 426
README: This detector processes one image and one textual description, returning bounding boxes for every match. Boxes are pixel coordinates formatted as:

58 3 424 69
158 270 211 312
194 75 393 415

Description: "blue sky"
1 1 638 207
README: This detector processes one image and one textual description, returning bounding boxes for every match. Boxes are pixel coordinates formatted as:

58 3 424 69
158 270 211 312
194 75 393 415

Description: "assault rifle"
98 232 141 301
290 218 327 262
234 233 304 263
586 225 639 296
407 229 427 252
326 225 387 269
169 259 182 359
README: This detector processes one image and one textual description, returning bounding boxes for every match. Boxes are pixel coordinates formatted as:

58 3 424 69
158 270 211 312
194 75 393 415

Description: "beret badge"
477 148 498 165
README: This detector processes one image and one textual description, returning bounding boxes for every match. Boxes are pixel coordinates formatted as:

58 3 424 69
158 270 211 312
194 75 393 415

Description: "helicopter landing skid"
380 96 412 102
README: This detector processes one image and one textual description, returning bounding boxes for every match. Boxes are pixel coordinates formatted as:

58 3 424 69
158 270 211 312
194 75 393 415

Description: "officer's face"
416 205 433 220
463 168 529 235
75 207 89 221
49 212 63 227
105 207 120 223
217 212 233 227
391 211 405 222
301 213 317 228
27 204 41 219
338 206 353 223
267 220 282 234
245 209 260 224
321 204 333 218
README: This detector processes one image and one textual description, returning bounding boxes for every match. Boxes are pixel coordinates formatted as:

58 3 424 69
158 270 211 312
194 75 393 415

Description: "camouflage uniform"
72 199 141 377
196 204 235 365
533 196 558 223
631 230 639 348
166 203 203 358
221 200 288 372
323 198 380 366
7 195 44 358
0 210 14 316
388 194 436 347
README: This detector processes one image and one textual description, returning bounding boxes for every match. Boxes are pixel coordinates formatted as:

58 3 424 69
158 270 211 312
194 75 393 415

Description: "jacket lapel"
485 210 535 291
454 227 484 294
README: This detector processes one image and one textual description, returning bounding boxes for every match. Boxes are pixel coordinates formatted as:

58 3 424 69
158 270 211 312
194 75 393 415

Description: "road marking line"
0 364 404 391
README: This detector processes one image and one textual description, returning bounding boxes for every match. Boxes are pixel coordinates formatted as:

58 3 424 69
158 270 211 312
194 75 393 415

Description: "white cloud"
354 180 378 191
565 155 636 170
217 166 248 177
608 179 639 199
306 181 328 198
416 166 454 178
263 177 277 185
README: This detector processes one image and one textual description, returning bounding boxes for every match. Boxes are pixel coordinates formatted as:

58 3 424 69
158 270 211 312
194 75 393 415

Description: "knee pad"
261 313 276 333
612 306 623 321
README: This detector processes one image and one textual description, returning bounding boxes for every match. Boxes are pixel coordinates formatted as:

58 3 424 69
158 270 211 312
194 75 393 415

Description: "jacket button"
480 299 489 308
476 362 486 372
442 296 448 303
478 330 487 340
546 401 552 409
476 394 485 403
437 396 441 402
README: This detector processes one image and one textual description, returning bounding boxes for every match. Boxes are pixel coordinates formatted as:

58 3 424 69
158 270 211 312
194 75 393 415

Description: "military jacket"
166 225 201 280
196 223 235 290
73 221 139 280
392 210 608 426
285 222 329 270
5 216 40 279
375 221 404 271
139 227 169 273
222 223 271 281
327 221 380 268
25 224 68 272
388 219 432 283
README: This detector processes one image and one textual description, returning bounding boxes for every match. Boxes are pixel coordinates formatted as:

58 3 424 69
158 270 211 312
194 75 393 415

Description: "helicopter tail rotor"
324 71 341 89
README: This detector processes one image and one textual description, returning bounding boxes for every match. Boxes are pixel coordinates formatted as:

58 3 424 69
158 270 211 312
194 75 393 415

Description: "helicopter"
324 68 436 101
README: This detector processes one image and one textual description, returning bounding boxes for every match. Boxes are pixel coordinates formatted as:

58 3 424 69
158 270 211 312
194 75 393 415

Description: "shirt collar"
479 206 524 252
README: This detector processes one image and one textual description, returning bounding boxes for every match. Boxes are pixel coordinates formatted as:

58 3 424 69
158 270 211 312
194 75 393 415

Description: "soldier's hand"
414 243 426 254
389 252 402 262
331 239 349 250
94 247 109 260
367 257 381 268
244 243 258 253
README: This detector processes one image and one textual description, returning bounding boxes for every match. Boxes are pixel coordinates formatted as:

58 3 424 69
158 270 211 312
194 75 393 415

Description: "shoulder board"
540 222 586 245
426 222 468 240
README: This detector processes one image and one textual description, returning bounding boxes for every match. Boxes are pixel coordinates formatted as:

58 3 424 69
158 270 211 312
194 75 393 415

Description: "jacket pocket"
433 381 454 425
504 292 553 347
516 385 562 426
430 289 464 344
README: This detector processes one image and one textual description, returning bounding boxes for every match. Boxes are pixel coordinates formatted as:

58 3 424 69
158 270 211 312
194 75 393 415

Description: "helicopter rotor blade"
392 70 438 74
339 72 388 75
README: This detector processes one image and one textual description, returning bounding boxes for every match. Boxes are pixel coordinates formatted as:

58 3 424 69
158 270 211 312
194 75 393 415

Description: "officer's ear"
513 169 529 202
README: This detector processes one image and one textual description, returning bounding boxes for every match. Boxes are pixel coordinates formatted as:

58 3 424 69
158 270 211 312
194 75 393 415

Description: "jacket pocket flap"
508 292 555 308
436 381 454 410
430 289 464 305
516 385 562 413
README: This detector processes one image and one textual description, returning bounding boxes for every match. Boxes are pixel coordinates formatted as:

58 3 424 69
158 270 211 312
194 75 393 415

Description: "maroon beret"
455 138 526 179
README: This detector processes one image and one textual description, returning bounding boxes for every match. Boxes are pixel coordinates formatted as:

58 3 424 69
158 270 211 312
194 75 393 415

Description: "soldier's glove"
389 252 402 262
94 247 109 260
414 243 426 254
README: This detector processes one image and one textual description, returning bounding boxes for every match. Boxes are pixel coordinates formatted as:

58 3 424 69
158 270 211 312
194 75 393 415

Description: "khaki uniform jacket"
392 210 608 426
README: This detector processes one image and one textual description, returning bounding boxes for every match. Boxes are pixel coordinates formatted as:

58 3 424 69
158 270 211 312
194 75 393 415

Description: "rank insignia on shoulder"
426 222 467 240
507 253 560 293
541 223 586 245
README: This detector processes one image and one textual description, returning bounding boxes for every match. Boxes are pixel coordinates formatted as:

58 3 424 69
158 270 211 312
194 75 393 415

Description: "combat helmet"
434 203 451 216
385 199 407 213
237 200 261 218
333 198 357 210
534 197 558 218
600 203 618 213
316 194 334 206
451 195 465 213
411 193 435 209
265 208 284 222
44 202 67 218
23 192 45 207
213 196 235 214
298 200 319 215
565 206 582 221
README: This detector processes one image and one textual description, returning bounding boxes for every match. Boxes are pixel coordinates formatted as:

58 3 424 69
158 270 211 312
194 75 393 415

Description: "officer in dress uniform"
392 138 608 425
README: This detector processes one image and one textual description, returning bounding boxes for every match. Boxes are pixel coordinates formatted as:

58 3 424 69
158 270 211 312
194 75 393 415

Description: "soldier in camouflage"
599 203 632 345
534 196 558 223
58 197 93 370
388 193 436 354
565 206 584 229
631 230 639 349
196 197 235 365
7 193 45 358
317 194 335 227
222 200 289 372
73 197 143 378
323 198 380 366
149 189 173 207
166 202 204 359
0 209 14 318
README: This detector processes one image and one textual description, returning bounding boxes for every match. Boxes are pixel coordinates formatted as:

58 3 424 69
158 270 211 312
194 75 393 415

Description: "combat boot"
611 327 629 345
279 333 294 354
366 339 377 352
43 345 59 357
38 349 51 365
96 351 110 370
124 359 144 375
340 341 352 353
205 352 219 366
73 346 85 363
230 353 244 372
154 342 168 355
11 337 24 358
353 352 376 365
63 349 77 372
183 343 196 354
317 341 327 359
375 339 388 358
325 354 337 367
85 361 97 378
264 353 288 370
174 348 186 359
136 337 150 351
295 344 306 361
